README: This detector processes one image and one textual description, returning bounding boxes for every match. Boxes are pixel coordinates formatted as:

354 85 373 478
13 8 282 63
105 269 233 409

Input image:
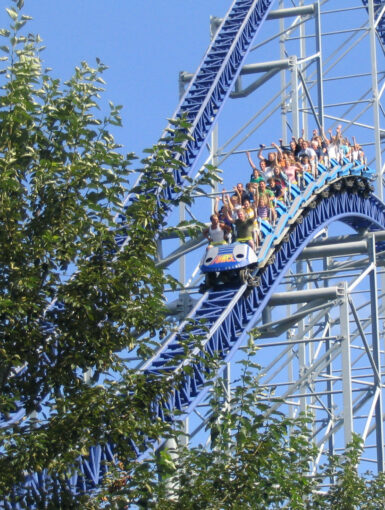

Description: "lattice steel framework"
3 0 385 507
158 0 385 479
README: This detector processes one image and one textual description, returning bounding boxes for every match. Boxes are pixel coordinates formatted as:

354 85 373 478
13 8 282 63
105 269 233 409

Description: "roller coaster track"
8 164 385 504
133 0 274 212
1 0 275 432
3 0 385 506
361 0 385 48
141 165 382 419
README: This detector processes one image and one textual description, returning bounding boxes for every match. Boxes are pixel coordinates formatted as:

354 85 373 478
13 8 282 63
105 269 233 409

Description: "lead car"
199 242 260 290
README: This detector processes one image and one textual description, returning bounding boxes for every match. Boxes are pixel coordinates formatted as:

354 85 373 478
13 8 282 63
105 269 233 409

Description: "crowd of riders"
204 126 365 251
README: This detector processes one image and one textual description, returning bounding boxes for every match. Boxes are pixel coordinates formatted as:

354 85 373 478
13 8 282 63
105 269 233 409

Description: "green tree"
94 367 385 510
310 435 385 510
0 1 203 505
1 3 385 510
132 365 319 510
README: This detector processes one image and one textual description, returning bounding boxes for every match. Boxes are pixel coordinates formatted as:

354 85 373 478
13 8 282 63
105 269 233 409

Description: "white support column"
368 2 385 469
296 260 307 414
314 0 324 130
223 362 231 413
368 0 383 200
324 252 335 457
299 0 308 137
159 437 178 498
368 234 384 472
279 0 288 143
340 282 353 446
287 326 295 419
290 56 300 139
179 418 189 448
211 124 219 214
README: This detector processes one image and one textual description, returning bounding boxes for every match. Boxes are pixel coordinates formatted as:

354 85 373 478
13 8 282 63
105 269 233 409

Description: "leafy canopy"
0 0 204 500
1 2 385 509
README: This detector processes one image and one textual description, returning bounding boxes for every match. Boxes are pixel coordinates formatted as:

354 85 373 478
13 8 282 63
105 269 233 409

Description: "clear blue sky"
1 2 382 470
0 1 227 157
2 0 378 259
0 1 376 180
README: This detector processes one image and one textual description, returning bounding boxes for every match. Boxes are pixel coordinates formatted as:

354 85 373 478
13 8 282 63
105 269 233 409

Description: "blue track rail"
141 165 383 422
361 0 385 47
1 0 276 432
7 164 385 507
131 0 275 213
1 0 277 441
4 1 385 506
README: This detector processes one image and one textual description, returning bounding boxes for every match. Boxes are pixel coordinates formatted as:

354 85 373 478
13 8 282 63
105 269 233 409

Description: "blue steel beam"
7 167 385 507
142 175 384 425
361 0 385 47
1 0 277 441
4 1 385 504
60 0 385 497
1 0 276 431
6 1 385 435
132 0 275 214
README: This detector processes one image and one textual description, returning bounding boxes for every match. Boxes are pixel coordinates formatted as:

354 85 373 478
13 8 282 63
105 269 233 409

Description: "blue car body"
200 243 258 273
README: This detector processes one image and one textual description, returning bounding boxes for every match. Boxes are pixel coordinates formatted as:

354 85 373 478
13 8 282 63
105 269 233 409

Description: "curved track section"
2 0 276 431
142 168 384 422
130 0 274 213
4 0 385 431
10 165 384 505
4 1 385 506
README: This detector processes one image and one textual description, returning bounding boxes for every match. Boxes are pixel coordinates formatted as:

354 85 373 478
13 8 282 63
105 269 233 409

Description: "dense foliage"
0 0 196 502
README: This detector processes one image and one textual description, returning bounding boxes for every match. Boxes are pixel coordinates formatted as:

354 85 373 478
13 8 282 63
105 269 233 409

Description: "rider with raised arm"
224 207 255 251
204 212 231 249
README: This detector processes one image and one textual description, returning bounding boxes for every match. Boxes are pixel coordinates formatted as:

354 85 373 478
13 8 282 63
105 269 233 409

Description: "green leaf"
15 20 27 30
6 8 18 21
